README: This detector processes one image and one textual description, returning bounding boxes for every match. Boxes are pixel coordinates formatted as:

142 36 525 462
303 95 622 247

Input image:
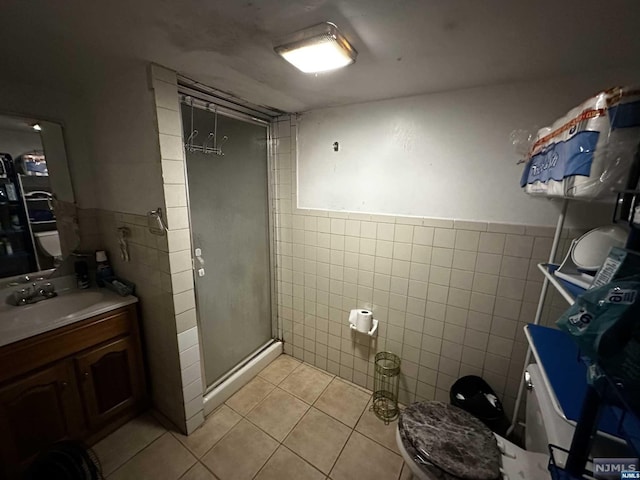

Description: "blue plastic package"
556 276 640 407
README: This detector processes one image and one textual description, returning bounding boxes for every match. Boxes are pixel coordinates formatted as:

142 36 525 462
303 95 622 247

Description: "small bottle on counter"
75 261 90 289
95 250 113 287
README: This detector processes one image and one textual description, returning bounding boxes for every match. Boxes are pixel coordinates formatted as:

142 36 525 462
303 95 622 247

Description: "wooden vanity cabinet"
0 361 85 471
0 304 147 478
75 336 144 430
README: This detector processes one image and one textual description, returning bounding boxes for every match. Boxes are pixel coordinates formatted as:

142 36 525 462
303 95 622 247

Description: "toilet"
395 364 574 480
34 230 62 261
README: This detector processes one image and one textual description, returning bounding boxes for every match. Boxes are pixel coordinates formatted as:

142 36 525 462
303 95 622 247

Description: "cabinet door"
0 361 84 473
75 336 143 429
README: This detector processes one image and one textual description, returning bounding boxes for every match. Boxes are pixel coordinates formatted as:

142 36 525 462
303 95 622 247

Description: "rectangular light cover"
275 22 357 74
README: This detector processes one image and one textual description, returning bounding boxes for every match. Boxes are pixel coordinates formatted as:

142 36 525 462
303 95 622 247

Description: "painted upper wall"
85 64 165 215
297 68 640 227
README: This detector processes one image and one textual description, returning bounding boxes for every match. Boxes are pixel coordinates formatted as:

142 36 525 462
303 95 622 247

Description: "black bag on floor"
25 440 102 480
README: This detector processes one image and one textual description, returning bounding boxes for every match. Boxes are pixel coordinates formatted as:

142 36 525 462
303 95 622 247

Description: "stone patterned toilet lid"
399 401 501 480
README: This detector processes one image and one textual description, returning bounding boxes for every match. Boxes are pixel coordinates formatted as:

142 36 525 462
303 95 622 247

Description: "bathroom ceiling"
1 0 640 112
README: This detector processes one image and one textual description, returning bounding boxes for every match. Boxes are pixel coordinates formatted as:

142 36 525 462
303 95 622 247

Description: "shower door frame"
177 82 280 393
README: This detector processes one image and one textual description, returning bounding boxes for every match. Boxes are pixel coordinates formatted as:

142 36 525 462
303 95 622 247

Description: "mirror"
0 114 77 280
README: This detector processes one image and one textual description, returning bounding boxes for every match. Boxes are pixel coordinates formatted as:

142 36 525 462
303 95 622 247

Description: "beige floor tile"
314 378 370 427
254 446 324 480
202 419 278 480
174 405 242 458
94 413 166 476
279 363 333 404
258 354 301 385
109 432 196 480
399 462 413 480
354 402 400 454
247 387 309 441
180 462 218 480
225 377 276 415
330 431 403 480
283 408 351 474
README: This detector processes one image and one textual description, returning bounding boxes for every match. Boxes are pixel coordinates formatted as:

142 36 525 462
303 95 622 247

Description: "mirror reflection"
0 114 76 279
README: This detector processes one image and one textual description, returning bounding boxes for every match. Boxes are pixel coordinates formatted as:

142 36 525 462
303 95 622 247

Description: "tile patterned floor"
93 354 413 480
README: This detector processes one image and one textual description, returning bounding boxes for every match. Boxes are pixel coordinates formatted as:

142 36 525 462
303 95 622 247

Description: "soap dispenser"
95 250 113 287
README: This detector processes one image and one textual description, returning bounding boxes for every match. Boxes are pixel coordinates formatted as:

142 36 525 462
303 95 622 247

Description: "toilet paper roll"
349 309 373 333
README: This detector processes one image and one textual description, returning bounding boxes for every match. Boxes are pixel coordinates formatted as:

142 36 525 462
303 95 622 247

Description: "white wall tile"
171 270 195 294
153 79 179 111
454 230 480 252
181 361 201 386
413 227 434 246
167 228 191 252
184 396 204 421
478 232 506 254
452 250 477 271
433 228 455 247
176 308 197 333
178 326 199 352
159 135 184 162
179 344 201 369
472 273 499 295
164 184 188 208
411 245 432 264
467 311 492 333
431 247 453 268
475 253 502 275
187 412 204 435
174 289 196 314
504 235 534 258
157 107 182 136
270 146 555 417
166 206 190 230
394 225 414 243
169 249 193 273
150 64 177 85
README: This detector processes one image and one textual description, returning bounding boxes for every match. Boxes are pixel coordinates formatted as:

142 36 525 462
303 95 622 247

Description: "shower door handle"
194 248 205 277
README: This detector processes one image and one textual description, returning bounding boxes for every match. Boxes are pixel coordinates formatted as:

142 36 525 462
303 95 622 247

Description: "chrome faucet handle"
39 283 56 298
15 288 31 305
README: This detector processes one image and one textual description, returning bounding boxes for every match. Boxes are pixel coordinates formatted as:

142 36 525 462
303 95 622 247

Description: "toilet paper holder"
348 309 378 337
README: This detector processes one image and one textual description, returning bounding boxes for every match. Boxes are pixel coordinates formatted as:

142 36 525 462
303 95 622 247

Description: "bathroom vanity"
0 289 146 477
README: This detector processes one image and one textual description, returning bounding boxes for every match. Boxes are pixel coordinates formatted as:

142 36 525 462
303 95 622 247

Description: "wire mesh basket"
371 351 401 424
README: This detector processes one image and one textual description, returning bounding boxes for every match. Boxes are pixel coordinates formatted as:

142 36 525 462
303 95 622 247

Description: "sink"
0 288 137 348
20 291 107 320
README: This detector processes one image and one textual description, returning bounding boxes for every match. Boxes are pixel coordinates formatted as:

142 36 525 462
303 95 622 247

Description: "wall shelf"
537 263 587 305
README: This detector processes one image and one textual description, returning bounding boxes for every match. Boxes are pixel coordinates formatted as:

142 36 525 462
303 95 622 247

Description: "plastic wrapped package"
556 276 640 408
520 86 640 200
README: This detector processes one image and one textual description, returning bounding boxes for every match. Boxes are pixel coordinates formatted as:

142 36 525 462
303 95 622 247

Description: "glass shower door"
182 104 272 387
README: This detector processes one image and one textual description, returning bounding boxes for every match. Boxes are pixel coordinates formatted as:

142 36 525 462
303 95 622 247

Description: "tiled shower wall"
70 64 204 435
76 206 200 432
273 115 580 417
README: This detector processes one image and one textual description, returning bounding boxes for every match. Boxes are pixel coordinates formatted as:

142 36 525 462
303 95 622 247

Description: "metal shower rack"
183 96 228 156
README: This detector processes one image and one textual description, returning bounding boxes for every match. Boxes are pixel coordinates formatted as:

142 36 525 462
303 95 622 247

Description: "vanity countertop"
0 287 138 348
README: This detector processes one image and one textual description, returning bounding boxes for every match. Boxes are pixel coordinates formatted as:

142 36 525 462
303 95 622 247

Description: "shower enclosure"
180 95 276 393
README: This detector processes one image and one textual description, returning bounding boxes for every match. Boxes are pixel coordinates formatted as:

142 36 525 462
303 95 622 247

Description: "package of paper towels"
521 86 640 199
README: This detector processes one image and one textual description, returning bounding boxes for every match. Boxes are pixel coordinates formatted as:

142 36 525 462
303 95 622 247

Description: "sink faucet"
7 282 57 306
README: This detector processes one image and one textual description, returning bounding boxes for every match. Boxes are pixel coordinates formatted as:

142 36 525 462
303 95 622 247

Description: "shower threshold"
202 339 282 416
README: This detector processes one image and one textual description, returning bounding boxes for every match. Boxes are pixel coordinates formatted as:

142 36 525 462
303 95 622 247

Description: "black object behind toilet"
450 375 510 436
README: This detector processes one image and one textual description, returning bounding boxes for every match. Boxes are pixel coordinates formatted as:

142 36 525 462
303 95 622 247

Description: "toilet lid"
399 401 501 480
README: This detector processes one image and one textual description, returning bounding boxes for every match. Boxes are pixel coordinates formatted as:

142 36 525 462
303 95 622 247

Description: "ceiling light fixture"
274 22 357 74
31 123 41 131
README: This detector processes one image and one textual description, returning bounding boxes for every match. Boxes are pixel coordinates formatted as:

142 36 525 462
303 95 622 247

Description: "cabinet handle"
83 372 89 380
60 381 68 389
